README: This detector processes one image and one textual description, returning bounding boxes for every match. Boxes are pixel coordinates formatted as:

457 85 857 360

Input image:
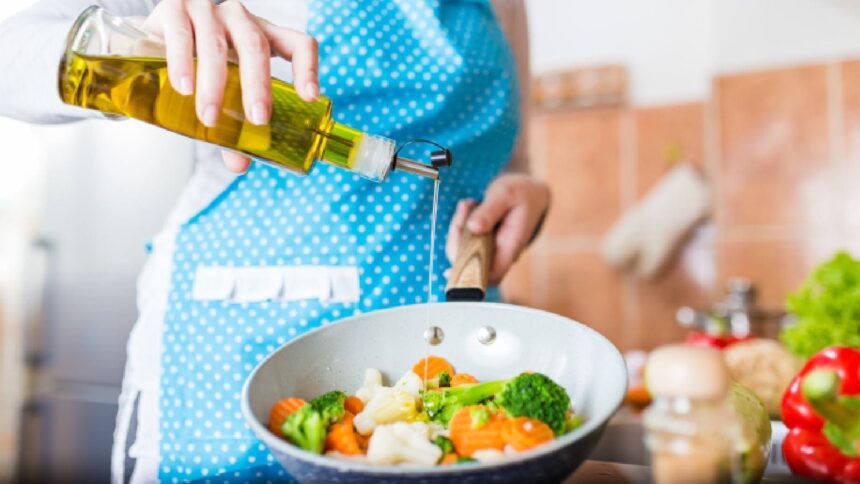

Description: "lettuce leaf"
781 251 860 358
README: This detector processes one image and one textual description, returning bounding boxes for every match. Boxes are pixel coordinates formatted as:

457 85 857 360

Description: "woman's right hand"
142 0 319 172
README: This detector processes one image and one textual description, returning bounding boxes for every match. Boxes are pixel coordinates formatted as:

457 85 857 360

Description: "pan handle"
445 219 496 302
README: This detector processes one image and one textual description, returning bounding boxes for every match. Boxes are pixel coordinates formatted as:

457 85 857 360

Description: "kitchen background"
2 0 860 481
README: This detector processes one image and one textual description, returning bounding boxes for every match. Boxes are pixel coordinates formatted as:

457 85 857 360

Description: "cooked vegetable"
434 371 452 388
451 373 479 387
324 412 363 455
281 391 347 454
440 453 458 465
268 397 306 434
270 359 580 466
413 356 455 382
422 380 506 426
344 395 364 415
433 435 454 455
564 412 584 434
501 417 554 451
354 386 421 435
781 251 860 358
448 405 506 457
470 407 491 429
365 421 442 465
497 373 571 436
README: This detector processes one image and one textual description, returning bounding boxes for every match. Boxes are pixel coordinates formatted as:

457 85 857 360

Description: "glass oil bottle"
57 6 441 181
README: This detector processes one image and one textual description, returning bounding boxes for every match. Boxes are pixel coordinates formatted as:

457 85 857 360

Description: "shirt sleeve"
0 0 158 124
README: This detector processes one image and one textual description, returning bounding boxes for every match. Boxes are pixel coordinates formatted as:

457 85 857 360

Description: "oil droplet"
424 326 444 346
477 326 496 345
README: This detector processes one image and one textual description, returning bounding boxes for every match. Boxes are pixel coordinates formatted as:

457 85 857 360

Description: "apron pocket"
191 265 360 304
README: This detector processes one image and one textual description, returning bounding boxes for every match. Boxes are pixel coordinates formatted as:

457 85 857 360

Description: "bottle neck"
317 120 363 170
316 120 399 182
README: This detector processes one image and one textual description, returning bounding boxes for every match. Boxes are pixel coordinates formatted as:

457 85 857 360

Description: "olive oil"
58 52 391 179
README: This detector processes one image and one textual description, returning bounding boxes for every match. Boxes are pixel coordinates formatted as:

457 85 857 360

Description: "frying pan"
241 228 627 483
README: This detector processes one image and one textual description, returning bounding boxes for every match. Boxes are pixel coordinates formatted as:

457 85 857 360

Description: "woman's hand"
142 0 319 173
446 173 550 286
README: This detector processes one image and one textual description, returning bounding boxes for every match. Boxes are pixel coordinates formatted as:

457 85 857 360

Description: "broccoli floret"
433 435 454 455
456 456 477 464
425 371 452 390
438 371 451 388
497 373 570 436
422 380 506 426
281 391 346 454
310 390 347 424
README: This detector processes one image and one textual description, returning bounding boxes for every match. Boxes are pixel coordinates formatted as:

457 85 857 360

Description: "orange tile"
839 60 860 231
540 247 627 351
533 109 622 237
635 103 706 197
841 60 860 162
716 236 841 309
500 249 535 306
635 263 713 351
716 65 834 229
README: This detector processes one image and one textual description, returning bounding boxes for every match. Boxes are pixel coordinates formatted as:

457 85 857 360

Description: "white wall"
526 0 712 105
527 0 860 106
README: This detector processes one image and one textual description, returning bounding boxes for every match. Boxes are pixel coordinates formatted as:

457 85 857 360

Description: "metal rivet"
424 326 444 346
477 326 496 345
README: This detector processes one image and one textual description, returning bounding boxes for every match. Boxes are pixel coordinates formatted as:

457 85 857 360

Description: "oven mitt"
601 164 711 278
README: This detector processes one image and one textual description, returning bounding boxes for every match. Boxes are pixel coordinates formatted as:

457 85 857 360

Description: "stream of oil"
421 179 441 391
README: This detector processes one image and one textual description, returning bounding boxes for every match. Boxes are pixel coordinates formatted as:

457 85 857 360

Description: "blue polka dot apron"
158 0 519 481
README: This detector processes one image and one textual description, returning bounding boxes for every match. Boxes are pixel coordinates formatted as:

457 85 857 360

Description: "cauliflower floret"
355 369 384 403
393 371 422 398
354 387 419 435
366 422 442 466
472 449 507 463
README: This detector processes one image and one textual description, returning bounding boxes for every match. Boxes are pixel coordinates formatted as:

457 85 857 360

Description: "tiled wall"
503 60 860 352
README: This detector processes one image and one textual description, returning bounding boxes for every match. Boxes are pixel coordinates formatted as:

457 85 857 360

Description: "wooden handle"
445 223 495 302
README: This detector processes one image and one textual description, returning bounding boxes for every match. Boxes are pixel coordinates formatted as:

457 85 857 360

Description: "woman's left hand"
446 173 550 285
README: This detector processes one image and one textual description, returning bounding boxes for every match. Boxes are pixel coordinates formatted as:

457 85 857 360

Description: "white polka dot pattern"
159 0 520 481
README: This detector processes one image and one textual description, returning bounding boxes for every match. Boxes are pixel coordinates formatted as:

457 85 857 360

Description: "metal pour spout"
391 147 453 180
393 156 440 180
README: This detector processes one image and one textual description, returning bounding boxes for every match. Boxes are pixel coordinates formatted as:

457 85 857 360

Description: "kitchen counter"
566 409 814 483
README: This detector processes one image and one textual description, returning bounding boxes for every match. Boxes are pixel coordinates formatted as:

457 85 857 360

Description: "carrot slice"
448 405 506 457
501 417 554 451
451 373 479 386
412 355 455 382
440 453 458 465
345 395 364 415
269 397 307 435
325 412 363 455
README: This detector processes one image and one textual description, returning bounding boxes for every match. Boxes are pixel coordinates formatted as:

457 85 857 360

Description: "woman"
0 0 549 481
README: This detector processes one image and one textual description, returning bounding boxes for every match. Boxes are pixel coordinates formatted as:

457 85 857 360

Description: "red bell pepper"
684 331 747 349
781 346 860 482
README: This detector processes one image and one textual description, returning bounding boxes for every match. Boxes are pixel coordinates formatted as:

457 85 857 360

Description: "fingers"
466 184 515 234
257 19 319 101
489 205 530 284
445 199 478 263
186 0 229 127
217 1 272 125
222 150 252 173
144 0 195 95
